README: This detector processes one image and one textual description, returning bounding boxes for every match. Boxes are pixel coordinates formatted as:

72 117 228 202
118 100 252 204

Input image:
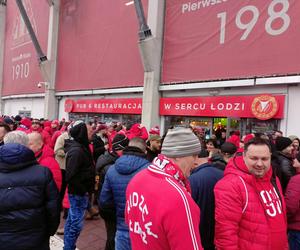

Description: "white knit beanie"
161 127 201 158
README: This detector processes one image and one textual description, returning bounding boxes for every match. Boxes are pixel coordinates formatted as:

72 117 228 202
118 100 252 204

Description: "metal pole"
0 1 6 115
133 0 152 40
15 0 47 62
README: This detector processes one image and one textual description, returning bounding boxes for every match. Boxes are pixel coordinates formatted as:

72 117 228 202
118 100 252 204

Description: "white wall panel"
284 85 300 137
3 98 44 118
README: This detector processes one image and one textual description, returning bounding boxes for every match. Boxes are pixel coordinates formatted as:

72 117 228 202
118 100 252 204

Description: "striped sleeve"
164 177 203 250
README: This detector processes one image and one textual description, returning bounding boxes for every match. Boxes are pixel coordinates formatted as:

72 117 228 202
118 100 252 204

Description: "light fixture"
132 0 152 40
125 1 134 6
37 82 49 89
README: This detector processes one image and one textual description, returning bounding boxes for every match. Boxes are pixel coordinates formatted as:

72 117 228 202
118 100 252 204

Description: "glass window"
240 118 279 135
69 113 141 124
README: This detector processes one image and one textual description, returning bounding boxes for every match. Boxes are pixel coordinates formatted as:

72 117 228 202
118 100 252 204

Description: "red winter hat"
52 119 60 126
234 130 240 136
21 118 32 129
243 134 255 144
227 134 240 148
97 124 107 131
149 126 160 135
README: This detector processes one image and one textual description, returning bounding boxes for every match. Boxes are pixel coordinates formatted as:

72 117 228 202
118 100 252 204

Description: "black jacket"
189 163 224 250
96 151 119 190
96 151 119 223
272 151 295 192
0 143 60 250
65 139 95 195
92 133 107 162
146 147 159 162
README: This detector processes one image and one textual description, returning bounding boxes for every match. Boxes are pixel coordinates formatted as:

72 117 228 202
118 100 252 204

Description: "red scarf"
152 154 191 194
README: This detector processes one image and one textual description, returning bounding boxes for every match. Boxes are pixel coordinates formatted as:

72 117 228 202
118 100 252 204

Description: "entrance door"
190 118 212 139
164 116 213 138
213 117 241 139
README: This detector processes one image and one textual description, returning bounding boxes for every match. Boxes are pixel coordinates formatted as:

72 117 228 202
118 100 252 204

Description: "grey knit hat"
161 127 201 158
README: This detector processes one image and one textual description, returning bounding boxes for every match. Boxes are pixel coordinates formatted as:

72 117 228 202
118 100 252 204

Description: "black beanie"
112 134 129 151
198 149 209 158
14 115 22 122
275 137 292 152
69 121 89 149
221 142 237 155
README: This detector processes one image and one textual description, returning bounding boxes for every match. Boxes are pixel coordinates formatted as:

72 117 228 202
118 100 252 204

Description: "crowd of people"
0 115 299 250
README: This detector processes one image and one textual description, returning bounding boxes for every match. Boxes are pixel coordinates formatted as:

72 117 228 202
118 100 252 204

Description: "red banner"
56 0 147 91
65 98 143 114
160 95 285 119
2 0 49 96
162 0 300 83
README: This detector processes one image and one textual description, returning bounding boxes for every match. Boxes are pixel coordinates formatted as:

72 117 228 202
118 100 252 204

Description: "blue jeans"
64 194 89 250
115 230 131 250
289 230 300 250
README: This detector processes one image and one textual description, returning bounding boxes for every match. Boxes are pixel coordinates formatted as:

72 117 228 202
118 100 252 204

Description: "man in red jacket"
126 127 203 250
28 118 52 145
214 137 288 250
28 132 62 191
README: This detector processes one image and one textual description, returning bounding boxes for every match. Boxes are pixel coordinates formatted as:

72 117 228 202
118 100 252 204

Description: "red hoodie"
35 145 62 191
50 130 62 149
214 153 288 250
126 155 202 250
285 172 300 231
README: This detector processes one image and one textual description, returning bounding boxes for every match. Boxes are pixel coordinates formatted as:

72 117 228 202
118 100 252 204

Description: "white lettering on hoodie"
260 188 282 217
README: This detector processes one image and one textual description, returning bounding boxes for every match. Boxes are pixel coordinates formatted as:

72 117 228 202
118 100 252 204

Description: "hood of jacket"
0 143 37 172
114 149 149 175
69 122 89 149
36 144 55 160
96 152 119 173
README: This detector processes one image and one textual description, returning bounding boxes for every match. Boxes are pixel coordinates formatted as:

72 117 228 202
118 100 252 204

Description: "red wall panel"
162 0 300 83
55 0 146 91
2 0 49 96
